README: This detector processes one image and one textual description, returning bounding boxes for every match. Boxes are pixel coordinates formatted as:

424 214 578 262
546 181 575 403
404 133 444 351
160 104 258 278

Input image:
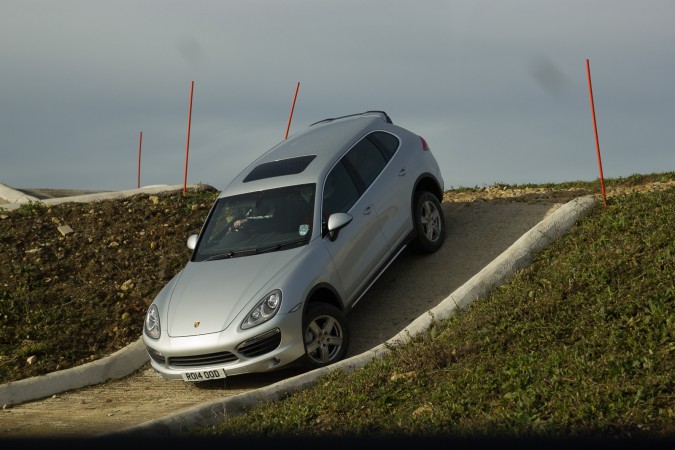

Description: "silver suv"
143 111 445 381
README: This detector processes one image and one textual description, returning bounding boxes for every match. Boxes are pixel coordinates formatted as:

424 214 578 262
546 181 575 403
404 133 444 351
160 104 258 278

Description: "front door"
321 160 389 306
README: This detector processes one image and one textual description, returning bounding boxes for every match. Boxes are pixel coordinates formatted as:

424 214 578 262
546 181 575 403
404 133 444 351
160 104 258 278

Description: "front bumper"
143 316 306 380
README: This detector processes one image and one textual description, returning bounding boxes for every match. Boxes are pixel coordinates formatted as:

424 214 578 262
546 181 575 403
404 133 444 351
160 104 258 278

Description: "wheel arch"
412 173 443 205
303 283 344 315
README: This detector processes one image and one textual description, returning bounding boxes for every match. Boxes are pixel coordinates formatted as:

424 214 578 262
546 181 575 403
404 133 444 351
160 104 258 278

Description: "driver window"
323 161 360 219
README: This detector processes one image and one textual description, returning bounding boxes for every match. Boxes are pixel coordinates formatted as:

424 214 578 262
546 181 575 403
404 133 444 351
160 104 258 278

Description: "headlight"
144 304 161 339
241 290 282 330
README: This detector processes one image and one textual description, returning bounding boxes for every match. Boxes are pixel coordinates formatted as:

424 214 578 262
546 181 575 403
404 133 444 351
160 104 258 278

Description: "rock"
120 280 134 291
149 195 159 205
413 404 433 417
26 355 37 365
390 371 417 382
57 225 74 236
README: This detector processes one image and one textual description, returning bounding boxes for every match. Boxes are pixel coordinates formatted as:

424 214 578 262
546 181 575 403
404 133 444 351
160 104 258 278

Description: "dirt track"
1 198 565 437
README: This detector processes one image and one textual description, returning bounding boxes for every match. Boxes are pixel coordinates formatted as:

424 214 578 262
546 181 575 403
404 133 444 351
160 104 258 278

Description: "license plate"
181 368 225 382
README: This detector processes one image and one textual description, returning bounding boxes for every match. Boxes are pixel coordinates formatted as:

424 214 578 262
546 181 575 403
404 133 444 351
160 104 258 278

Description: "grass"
193 173 674 440
450 172 675 193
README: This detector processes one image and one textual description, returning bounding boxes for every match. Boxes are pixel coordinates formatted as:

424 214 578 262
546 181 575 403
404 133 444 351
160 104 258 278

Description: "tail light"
420 136 430 151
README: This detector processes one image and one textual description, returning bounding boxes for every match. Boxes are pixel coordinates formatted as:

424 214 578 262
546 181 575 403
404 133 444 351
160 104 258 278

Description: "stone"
26 355 37 365
57 225 74 236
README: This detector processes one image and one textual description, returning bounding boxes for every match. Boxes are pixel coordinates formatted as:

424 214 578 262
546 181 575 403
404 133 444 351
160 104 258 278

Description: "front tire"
302 303 349 369
411 191 445 253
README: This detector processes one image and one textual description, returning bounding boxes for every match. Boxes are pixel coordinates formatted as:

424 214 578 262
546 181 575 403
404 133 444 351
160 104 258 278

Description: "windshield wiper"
256 238 309 255
203 238 308 261
203 247 258 261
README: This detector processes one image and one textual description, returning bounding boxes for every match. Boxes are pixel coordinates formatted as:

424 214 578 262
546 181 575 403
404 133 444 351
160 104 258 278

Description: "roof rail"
309 110 392 127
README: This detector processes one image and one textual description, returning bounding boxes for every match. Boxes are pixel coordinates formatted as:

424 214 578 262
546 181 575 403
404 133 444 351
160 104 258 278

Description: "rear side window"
368 132 399 160
343 138 387 190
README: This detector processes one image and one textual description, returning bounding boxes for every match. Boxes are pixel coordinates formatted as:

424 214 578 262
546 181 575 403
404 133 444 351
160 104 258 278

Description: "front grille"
237 328 281 357
168 351 238 368
146 347 165 365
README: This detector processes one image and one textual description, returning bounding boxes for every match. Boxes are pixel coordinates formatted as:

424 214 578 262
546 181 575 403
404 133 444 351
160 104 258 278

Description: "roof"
220 112 392 197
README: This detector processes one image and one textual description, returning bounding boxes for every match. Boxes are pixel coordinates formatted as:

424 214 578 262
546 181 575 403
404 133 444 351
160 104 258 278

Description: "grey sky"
1 0 673 191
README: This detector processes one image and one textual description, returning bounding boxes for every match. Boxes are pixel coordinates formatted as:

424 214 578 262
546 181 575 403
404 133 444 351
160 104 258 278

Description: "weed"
17 200 46 216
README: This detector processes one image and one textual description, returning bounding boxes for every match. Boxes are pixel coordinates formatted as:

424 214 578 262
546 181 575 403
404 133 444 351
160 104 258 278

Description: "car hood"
166 248 303 338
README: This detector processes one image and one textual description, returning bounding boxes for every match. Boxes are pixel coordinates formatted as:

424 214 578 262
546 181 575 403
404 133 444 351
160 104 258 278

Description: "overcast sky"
1 0 673 192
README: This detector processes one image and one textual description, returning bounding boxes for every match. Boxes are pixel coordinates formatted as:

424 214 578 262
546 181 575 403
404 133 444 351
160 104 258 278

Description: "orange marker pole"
586 59 607 207
137 131 143 189
284 82 300 140
183 80 195 194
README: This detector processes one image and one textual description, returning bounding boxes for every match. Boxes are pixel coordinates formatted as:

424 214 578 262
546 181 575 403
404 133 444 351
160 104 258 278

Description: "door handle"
398 168 407 177
363 205 373 215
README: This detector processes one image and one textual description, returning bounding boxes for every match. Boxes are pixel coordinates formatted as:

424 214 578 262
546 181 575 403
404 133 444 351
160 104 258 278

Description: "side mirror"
327 213 353 241
187 234 199 250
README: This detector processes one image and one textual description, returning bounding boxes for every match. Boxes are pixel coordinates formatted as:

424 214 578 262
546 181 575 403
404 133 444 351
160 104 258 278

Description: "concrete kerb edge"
0 183 39 204
0 183 213 211
0 338 149 407
392 194 598 342
102 345 391 438
105 194 598 437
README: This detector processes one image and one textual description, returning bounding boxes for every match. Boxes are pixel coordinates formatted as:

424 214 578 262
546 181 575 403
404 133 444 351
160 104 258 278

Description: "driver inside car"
233 192 311 236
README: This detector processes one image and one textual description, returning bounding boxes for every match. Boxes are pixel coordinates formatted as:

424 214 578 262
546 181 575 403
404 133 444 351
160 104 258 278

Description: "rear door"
349 131 412 246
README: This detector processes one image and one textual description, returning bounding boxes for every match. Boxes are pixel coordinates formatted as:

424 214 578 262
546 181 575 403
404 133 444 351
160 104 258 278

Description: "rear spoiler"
310 110 392 127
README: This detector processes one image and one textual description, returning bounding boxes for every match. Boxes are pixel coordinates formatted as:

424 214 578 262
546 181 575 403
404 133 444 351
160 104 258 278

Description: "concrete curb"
397 194 598 339
106 194 598 437
0 183 39 204
0 339 148 407
0 183 213 211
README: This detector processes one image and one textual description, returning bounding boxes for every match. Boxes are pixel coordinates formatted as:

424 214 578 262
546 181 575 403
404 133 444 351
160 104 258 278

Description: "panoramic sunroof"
243 155 317 182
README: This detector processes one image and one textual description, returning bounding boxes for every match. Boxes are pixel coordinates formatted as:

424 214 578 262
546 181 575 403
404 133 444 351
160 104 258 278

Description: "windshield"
193 184 315 262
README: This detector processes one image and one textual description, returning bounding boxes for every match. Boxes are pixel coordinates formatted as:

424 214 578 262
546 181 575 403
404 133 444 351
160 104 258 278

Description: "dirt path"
0 199 564 438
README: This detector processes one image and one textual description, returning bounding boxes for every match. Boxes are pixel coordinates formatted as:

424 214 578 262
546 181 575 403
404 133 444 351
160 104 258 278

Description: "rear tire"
302 303 349 369
411 191 445 253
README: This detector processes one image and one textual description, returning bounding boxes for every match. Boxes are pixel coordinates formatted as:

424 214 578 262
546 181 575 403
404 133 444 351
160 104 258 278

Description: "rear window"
243 155 316 182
